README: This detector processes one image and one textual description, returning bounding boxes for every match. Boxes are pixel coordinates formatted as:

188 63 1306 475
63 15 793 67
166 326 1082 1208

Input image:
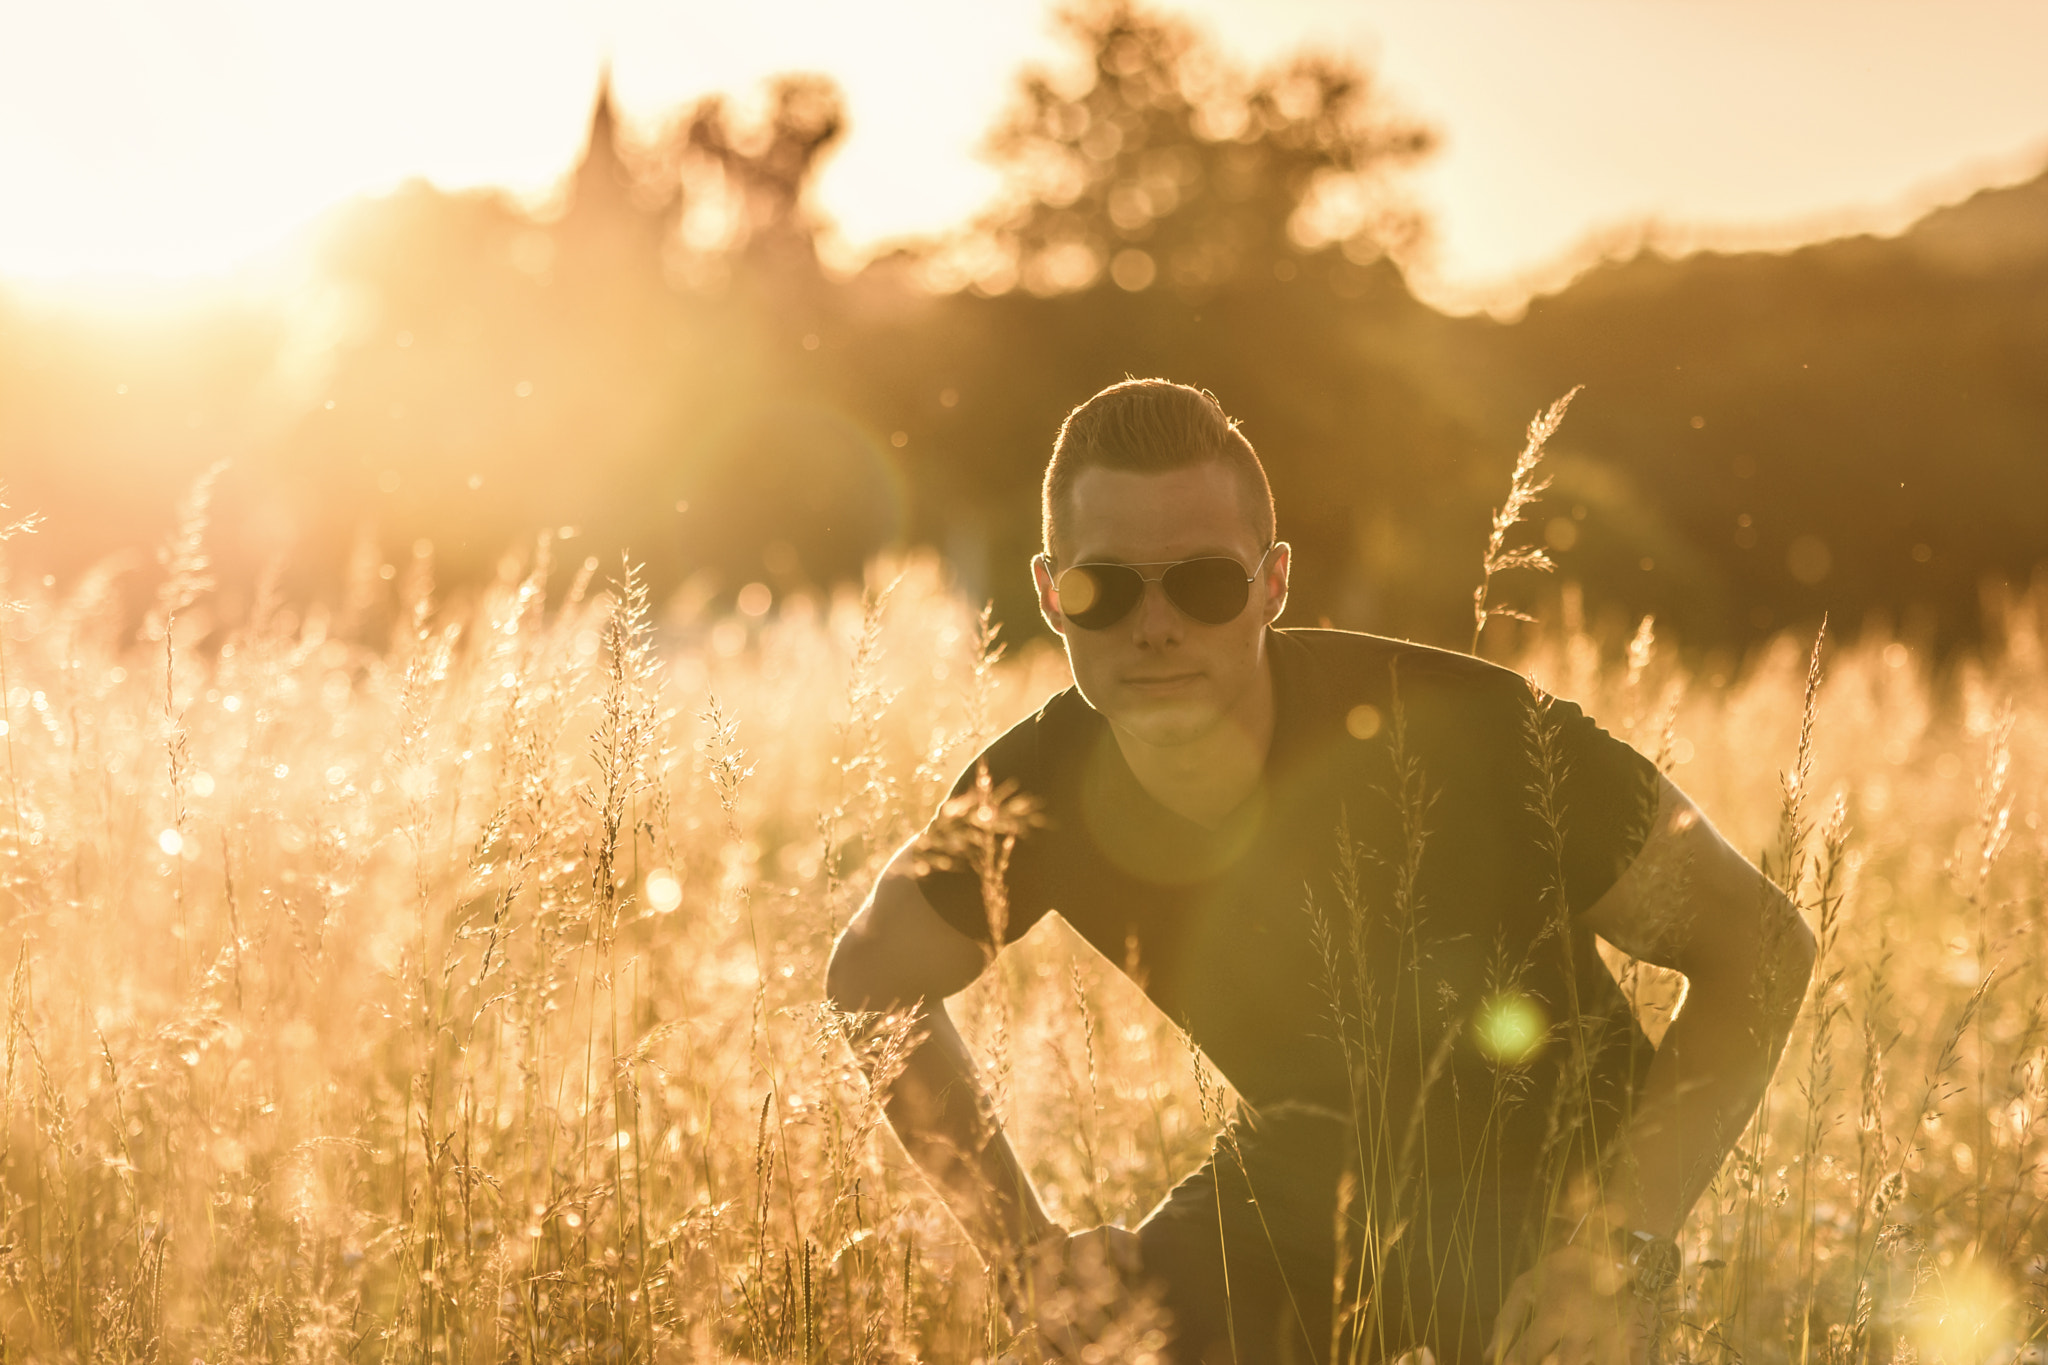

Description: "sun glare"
4 1 2047 299
0 0 599 281
0 0 1039 286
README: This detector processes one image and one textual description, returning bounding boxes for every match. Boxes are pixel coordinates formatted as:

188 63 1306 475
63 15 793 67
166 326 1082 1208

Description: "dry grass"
0 505 2044 1361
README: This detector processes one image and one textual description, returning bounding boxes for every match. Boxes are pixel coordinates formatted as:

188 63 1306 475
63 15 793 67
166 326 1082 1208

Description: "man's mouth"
1124 671 1203 688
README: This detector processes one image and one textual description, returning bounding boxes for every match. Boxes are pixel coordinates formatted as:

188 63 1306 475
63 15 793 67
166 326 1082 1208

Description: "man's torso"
915 627 1664 1354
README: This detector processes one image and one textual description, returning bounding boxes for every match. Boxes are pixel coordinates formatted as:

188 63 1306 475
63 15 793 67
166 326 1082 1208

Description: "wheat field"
0 503 2042 1362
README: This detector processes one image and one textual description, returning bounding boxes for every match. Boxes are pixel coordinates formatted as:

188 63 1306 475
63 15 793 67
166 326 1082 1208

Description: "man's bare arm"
1580 775 1818 1244
825 853 1060 1266
1492 776 1817 1365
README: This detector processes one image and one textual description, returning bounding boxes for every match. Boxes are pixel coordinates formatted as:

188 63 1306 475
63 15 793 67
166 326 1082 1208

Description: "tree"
965 0 1436 297
677 75 848 273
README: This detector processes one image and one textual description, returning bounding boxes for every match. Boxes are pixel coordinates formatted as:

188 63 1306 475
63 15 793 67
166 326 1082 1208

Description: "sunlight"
0 0 597 279
0 0 1041 283
5 0 2045 298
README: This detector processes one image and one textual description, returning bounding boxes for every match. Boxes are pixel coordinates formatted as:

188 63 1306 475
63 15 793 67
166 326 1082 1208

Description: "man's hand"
1487 1244 1655 1365
1003 1225 1148 1361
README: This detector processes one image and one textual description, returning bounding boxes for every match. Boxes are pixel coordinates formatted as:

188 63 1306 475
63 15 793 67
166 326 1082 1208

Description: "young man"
826 379 1815 1365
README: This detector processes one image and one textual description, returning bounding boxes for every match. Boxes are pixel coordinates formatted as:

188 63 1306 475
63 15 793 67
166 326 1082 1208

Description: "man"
826 379 1815 1365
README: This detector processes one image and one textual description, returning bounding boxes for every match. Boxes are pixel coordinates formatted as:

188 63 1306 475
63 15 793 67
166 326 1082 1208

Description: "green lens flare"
1476 992 1548 1064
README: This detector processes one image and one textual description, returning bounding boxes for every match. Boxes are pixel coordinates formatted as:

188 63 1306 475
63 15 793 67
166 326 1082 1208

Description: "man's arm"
825 852 1061 1265
1582 773 1818 1244
1492 775 1818 1365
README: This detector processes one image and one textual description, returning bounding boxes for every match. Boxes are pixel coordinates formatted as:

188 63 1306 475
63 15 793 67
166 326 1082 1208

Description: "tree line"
4 0 2043 655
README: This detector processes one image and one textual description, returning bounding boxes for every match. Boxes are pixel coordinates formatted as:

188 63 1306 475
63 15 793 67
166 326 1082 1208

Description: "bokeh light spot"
646 868 683 913
1345 704 1382 740
1911 1258 2014 1364
158 829 184 856
1057 569 1099 617
1787 535 1833 585
737 583 774 617
1476 992 1548 1064
1111 248 1157 291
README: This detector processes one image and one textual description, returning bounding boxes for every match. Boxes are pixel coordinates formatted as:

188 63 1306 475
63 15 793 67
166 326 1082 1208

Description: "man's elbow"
1786 901 1819 990
824 932 877 1015
1758 881 1817 1022
825 922 920 1019
1682 875 1815 1024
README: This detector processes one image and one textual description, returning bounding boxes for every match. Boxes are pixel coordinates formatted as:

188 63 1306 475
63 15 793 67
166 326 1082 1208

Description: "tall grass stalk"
1471 387 1580 655
0 488 2038 1357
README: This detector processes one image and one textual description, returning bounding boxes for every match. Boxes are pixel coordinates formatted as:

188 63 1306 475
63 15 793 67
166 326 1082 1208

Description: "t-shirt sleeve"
910 714 1060 947
1524 689 1665 916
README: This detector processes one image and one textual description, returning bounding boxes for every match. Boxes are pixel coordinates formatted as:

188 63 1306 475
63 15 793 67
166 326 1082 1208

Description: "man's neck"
1109 650 1277 830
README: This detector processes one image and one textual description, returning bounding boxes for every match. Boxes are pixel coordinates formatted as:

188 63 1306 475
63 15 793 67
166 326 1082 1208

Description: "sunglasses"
1038 544 1285 630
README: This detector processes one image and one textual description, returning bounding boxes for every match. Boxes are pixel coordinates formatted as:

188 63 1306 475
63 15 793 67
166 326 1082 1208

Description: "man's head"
1040 379 1274 561
1033 378 1289 747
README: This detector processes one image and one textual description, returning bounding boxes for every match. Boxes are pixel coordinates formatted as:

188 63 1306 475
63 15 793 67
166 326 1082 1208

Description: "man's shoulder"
1274 627 1536 707
954 684 1096 789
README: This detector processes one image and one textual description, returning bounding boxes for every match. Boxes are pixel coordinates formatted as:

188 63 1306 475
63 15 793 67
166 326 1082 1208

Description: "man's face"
1035 462 1289 748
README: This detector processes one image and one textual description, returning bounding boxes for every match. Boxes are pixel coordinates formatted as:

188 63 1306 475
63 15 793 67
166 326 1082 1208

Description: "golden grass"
0 516 2044 1362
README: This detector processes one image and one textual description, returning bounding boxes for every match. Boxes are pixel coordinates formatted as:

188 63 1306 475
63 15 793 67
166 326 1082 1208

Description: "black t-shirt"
914 628 1664 1341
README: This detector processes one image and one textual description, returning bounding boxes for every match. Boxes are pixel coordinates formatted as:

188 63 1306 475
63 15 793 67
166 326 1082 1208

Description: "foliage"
0 487 2046 1358
967 0 1435 296
677 75 848 269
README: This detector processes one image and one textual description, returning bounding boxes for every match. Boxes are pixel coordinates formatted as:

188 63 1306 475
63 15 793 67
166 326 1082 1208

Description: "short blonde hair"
1041 378 1275 560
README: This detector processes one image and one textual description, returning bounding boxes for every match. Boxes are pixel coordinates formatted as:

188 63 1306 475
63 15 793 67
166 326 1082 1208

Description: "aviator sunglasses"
1039 543 1285 630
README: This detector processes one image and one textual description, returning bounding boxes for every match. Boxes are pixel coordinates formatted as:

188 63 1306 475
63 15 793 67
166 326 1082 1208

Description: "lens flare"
1058 568 1099 616
645 868 683 914
1476 992 1548 1064
1912 1257 2014 1364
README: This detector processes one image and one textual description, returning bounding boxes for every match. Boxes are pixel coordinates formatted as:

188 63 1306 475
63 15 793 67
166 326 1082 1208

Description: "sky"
3 0 2046 313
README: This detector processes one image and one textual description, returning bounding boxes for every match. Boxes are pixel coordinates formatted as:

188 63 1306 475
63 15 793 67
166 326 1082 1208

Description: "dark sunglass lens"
1057 564 1144 629
1162 558 1252 624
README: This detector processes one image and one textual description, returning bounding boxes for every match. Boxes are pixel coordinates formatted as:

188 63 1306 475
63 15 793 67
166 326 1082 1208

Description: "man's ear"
1262 542 1291 625
1031 554 1068 637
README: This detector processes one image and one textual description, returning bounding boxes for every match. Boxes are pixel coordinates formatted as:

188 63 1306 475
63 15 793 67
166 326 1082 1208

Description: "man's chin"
1104 694 1223 747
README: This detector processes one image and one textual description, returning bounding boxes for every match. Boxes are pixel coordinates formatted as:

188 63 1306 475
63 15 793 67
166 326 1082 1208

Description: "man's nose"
1128 578 1184 645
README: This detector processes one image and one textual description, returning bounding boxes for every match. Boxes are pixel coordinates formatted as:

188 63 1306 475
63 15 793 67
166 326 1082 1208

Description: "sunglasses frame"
1037 542 1287 630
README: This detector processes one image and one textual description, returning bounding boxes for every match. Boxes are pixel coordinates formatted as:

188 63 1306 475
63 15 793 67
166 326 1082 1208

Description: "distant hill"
1452 166 2048 652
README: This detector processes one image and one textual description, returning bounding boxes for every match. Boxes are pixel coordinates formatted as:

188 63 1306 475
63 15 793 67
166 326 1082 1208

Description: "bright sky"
3 0 2046 312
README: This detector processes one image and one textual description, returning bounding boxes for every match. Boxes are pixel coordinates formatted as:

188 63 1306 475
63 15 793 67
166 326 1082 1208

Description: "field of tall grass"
0 491 2043 1361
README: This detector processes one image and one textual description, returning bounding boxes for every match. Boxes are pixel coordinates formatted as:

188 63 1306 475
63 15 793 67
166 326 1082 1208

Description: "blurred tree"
968 0 1436 296
676 75 847 273
8 9 2043 659
554 76 681 287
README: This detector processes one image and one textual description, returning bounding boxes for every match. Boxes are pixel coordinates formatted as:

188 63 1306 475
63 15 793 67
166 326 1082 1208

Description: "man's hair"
1041 378 1276 560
